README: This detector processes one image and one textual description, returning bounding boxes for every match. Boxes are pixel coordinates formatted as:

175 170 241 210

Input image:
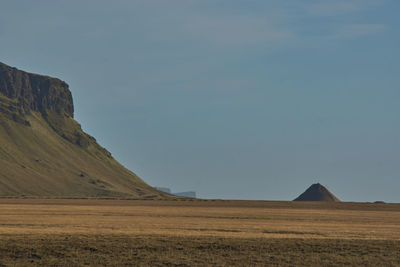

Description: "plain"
0 198 399 266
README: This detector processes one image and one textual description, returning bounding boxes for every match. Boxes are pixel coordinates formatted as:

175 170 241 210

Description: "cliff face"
0 61 168 198
0 62 73 119
0 62 98 149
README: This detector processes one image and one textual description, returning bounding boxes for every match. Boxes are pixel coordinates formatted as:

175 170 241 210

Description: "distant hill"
293 183 340 202
174 191 196 198
156 187 196 198
0 61 170 198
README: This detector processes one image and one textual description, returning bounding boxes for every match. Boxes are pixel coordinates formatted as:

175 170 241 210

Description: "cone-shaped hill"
0 61 170 198
293 183 340 202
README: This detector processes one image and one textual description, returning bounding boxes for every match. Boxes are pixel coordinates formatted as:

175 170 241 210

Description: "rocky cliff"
0 61 169 198
0 62 73 121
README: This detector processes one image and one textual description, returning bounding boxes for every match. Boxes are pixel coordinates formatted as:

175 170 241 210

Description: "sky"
1 0 399 202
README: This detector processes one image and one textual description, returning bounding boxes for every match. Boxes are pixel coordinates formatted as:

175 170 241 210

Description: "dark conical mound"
293 183 340 202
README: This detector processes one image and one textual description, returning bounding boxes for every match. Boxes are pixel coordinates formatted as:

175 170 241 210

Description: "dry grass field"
0 198 399 266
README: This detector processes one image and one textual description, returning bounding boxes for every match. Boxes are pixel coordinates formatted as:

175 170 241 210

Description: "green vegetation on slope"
0 61 168 198
0 113 165 197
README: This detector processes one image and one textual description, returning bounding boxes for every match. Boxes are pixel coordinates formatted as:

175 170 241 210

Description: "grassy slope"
0 112 167 198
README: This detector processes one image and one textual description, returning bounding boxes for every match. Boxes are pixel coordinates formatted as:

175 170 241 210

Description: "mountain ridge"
0 61 169 198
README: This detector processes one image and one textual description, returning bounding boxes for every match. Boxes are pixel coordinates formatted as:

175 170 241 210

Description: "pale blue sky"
1 0 399 202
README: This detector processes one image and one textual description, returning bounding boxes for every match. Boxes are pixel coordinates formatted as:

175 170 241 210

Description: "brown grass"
0 199 399 266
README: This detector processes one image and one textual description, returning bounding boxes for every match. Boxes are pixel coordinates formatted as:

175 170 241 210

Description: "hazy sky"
1 0 399 202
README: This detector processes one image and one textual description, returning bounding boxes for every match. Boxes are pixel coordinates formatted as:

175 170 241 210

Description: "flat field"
0 199 399 266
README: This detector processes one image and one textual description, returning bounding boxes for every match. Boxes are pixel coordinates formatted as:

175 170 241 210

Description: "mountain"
293 183 340 202
0 61 169 198
156 187 196 198
174 191 196 198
